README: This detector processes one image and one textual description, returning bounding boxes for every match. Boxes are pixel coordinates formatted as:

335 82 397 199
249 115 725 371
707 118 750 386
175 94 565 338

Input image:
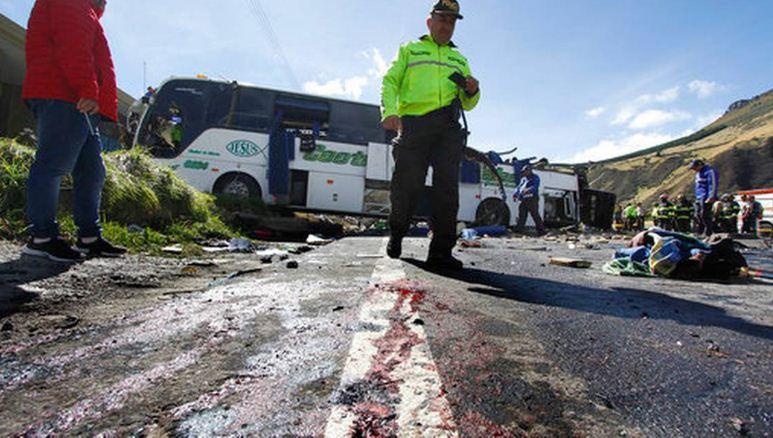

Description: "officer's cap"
431 0 464 20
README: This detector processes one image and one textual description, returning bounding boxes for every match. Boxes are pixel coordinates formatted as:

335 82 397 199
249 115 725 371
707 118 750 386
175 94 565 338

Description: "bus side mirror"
300 133 316 152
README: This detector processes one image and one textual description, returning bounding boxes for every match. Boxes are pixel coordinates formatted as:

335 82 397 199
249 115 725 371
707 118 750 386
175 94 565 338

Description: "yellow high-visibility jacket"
381 35 480 121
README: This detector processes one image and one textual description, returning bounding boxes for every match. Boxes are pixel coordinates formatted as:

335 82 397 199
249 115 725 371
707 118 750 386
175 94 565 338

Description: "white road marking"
324 238 457 437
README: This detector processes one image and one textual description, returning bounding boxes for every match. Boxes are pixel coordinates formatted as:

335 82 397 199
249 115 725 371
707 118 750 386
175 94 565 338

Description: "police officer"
382 0 480 270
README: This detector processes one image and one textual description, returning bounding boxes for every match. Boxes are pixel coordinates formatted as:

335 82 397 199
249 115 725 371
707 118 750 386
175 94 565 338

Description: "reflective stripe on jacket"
675 204 693 219
381 35 480 120
653 203 675 219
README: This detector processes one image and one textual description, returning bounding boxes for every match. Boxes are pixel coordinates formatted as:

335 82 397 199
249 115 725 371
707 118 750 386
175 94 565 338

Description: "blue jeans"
26 99 105 239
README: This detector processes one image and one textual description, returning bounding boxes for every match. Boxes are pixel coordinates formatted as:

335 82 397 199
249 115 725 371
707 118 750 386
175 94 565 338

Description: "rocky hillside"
586 89 773 205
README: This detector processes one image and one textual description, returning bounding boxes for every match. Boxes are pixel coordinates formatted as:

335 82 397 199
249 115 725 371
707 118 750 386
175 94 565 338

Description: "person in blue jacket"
689 159 719 236
513 165 546 235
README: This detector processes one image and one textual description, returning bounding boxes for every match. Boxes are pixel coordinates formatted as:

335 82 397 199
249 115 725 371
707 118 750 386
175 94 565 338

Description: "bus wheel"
475 198 510 226
213 173 261 199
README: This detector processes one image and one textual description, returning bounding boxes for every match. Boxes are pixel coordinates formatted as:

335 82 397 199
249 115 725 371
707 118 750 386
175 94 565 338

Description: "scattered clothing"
605 228 746 280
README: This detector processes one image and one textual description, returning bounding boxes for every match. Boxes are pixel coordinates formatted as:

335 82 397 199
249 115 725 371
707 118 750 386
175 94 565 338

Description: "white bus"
133 77 584 227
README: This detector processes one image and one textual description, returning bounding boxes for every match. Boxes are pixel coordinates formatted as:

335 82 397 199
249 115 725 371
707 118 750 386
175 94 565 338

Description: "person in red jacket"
22 0 125 262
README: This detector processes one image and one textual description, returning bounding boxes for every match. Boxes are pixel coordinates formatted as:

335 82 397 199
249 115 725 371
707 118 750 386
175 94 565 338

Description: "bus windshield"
136 79 235 158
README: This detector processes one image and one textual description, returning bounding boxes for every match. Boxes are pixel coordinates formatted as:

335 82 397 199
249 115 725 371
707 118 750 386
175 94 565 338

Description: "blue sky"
2 0 772 163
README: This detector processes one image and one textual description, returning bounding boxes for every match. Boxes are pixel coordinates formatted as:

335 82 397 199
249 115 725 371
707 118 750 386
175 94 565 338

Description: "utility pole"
142 61 147 90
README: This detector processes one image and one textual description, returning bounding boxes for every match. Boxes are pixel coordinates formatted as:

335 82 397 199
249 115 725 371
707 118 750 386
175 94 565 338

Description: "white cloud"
612 107 637 125
688 80 721 99
568 132 678 163
585 106 606 118
628 109 691 130
639 86 680 104
364 48 388 79
611 86 681 125
302 47 388 100
303 76 369 100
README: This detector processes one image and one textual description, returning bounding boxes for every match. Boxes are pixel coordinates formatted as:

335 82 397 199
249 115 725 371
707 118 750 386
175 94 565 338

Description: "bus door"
272 95 330 206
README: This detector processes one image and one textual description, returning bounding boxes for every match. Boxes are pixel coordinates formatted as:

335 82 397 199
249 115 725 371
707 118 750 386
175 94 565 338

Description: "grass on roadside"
1 137 247 255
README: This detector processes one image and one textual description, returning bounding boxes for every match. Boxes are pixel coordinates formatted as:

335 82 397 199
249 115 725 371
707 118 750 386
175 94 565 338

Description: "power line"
243 0 301 90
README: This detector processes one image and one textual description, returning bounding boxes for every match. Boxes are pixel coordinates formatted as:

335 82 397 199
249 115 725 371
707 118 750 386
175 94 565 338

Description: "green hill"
586 89 773 205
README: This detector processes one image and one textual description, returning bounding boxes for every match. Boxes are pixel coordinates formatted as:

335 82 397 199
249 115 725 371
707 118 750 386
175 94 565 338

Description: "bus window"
275 95 329 129
205 83 235 127
138 80 211 158
231 87 274 132
329 101 384 145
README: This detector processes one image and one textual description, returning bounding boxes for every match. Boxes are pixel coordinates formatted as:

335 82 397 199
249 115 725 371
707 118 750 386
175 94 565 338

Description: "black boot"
426 253 463 271
387 236 402 259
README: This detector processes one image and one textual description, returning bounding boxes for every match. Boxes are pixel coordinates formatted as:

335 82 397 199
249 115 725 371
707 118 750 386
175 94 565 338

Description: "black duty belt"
402 105 459 122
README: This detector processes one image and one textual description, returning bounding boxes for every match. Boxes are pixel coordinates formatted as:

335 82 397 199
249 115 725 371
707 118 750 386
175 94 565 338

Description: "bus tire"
475 198 510 226
213 173 262 200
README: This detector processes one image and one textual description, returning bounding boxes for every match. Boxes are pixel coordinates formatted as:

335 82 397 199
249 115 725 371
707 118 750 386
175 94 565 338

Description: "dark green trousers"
389 107 465 257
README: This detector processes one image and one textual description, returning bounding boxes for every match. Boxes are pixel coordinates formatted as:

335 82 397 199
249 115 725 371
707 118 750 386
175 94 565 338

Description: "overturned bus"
133 77 615 229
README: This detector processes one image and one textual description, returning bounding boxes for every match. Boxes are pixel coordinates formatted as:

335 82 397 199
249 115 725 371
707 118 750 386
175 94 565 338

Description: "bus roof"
156 76 381 110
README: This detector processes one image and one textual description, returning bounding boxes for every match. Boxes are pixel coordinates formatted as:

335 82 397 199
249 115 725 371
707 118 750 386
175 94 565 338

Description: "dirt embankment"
588 90 773 205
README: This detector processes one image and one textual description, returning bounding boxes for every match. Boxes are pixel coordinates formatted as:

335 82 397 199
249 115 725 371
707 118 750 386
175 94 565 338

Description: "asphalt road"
0 236 771 437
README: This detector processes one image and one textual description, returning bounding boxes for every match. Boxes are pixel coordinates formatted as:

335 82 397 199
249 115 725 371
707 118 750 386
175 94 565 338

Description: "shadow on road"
0 256 72 317
403 258 773 341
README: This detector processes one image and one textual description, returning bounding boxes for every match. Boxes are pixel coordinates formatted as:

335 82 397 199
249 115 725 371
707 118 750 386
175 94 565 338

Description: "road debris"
286 261 299 269
549 257 593 269
40 314 79 330
162 244 183 254
460 240 482 248
306 235 333 246
180 266 199 276
730 417 749 435
207 267 262 288
255 249 290 264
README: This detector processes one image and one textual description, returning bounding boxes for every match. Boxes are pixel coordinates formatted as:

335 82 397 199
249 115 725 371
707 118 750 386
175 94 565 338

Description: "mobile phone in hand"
448 72 467 89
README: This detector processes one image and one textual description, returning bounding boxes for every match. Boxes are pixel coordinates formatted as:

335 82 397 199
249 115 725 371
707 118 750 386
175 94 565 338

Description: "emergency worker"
623 203 637 231
652 194 675 230
674 194 693 233
382 0 480 270
719 193 740 233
